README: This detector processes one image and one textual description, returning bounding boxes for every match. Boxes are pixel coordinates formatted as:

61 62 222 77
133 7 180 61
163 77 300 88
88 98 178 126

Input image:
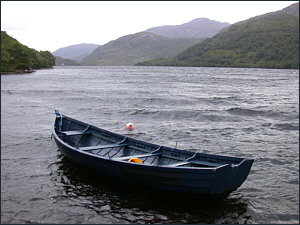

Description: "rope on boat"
55 110 63 131
50 134 56 145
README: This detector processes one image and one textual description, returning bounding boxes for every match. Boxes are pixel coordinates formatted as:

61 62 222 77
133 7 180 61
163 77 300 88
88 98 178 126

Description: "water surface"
1 66 298 223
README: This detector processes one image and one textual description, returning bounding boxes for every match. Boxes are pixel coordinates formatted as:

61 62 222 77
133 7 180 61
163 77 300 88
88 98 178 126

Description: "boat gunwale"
52 115 252 171
52 127 223 171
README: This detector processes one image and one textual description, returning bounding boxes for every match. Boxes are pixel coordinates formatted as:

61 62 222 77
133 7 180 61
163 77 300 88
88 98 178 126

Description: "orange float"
126 122 134 130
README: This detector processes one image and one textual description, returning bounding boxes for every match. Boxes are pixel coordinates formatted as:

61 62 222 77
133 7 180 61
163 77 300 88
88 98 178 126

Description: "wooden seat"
78 143 129 151
60 130 93 136
113 152 161 161
164 162 191 167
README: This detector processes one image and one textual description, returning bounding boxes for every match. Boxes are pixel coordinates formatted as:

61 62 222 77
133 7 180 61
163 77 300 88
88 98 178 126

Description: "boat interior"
55 115 243 168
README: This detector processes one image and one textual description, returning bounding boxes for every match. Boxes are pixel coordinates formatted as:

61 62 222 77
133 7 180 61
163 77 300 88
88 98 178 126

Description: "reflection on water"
52 152 253 224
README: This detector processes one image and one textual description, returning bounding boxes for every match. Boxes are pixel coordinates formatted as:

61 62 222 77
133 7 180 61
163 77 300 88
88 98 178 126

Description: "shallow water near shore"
1 66 299 223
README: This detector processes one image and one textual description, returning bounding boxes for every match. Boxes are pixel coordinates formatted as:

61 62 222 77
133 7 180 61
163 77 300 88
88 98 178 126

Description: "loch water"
1 66 299 224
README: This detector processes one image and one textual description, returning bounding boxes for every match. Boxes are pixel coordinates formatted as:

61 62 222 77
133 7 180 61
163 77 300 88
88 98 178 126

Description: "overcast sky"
1 1 297 52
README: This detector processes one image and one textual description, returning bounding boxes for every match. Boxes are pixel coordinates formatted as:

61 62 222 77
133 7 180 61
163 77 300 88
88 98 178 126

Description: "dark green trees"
1 31 55 72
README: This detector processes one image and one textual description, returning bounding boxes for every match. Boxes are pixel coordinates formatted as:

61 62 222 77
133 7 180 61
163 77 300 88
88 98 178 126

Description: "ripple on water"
1 66 298 224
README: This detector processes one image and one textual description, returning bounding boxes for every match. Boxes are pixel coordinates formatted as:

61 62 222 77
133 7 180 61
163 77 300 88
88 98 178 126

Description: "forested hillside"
137 3 299 69
1 31 55 73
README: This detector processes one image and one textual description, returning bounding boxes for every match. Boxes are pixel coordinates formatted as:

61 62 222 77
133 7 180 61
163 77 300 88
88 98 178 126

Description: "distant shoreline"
1 69 36 75
1 68 55 75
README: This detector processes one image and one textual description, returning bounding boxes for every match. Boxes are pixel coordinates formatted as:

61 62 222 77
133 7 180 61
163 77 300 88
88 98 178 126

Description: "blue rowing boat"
52 110 254 197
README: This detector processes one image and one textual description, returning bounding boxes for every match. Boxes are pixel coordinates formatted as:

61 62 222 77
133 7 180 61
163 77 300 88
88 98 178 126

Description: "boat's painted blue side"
52 111 254 197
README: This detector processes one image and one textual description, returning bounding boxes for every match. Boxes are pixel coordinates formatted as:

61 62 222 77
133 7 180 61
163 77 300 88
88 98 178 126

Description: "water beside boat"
1 66 299 224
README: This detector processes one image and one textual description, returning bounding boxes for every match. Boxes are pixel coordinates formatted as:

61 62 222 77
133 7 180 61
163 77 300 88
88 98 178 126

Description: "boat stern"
209 159 254 195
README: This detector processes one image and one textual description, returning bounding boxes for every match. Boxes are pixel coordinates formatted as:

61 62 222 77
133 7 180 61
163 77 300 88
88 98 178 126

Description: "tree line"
1 31 55 73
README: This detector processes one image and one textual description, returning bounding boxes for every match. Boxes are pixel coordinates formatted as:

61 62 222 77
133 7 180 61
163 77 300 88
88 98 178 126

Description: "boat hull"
52 112 254 197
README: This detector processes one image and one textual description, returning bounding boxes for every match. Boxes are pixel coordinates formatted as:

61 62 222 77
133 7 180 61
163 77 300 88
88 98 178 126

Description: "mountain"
80 32 203 66
145 18 230 38
54 18 229 66
137 3 299 69
219 2 299 33
1 31 55 73
52 43 99 62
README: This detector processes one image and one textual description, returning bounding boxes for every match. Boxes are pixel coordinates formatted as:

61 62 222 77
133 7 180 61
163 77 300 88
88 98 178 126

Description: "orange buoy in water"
126 123 134 130
128 158 143 163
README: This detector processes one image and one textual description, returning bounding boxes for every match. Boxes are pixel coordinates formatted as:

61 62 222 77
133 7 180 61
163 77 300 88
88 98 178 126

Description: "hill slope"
219 2 299 33
1 31 55 72
52 43 99 62
80 32 203 66
146 18 230 38
137 3 299 69
54 56 80 66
